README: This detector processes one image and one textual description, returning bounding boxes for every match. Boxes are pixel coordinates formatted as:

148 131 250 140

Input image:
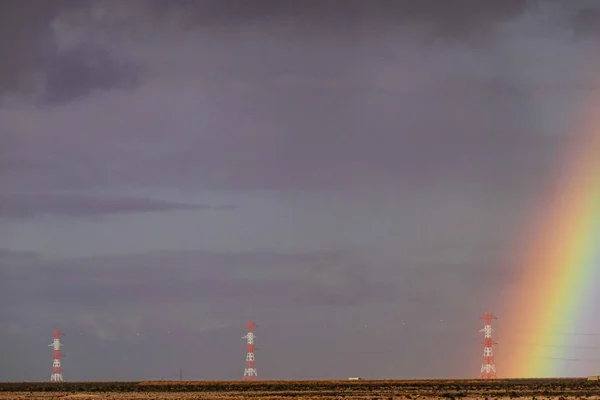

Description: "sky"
2 0 600 381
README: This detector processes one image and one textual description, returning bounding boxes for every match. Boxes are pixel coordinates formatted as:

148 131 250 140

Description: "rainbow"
501 95 600 378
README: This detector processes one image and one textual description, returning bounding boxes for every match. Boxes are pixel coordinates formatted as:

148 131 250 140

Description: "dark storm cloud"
1 0 596 192
0 193 233 219
572 7 600 36
0 1 144 105
43 42 142 104
0 1 60 94
0 0 92 95
0 0 543 101
156 0 528 37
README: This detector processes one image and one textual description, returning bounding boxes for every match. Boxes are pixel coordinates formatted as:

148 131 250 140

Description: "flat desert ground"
1 378 599 399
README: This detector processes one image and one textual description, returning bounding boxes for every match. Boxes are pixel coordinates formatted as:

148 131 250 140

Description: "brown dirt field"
1 378 599 400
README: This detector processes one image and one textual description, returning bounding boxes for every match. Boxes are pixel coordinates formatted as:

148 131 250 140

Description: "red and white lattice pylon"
242 321 258 381
49 330 64 382
479 313 497 379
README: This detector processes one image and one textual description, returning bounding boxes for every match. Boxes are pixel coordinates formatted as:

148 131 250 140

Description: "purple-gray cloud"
43 42 142 105
0 193 233 219
1 249 389 308
0 248 39 259
3 0 595 192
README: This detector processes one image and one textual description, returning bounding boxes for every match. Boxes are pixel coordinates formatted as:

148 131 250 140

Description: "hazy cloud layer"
0 193 232 219
2 249 390 308
2 0 600 381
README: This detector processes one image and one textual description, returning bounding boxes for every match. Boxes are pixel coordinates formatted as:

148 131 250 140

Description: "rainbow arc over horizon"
501 95 600 378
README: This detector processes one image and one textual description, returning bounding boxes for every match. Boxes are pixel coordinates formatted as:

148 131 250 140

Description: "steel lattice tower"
49 330 64 382
479 313 497 379
242 321 258 380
